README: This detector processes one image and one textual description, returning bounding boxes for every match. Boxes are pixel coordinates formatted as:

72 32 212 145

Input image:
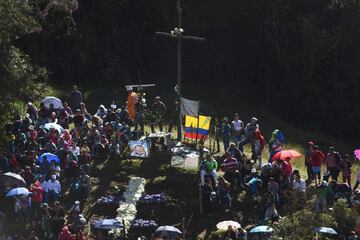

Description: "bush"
331 199 359 236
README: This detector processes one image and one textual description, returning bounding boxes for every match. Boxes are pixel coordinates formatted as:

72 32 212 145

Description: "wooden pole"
154 0 205 142
177 0 182 141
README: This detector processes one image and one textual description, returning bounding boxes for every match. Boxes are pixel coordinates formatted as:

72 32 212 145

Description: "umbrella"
154 226 182 239
216 220 241 230
38 153 60 165
314 227 337 235
250 226 274 234
6 187 31 197
92 219 123 230
0 172 26 188
41 96 63 109
44 123 64 134
272 150 302 161
354 149 360 161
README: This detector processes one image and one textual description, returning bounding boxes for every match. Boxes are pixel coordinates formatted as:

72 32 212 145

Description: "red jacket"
311 150 325 167
30 181 43 203
255 130 266 151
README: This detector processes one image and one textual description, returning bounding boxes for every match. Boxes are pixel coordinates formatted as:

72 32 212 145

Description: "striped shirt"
223 157 239 173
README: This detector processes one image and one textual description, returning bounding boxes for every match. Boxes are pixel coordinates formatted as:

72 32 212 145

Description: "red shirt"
30 183 43 203
311 150 325 167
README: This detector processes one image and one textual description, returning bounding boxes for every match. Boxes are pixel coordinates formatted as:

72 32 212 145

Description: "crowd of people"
0 86 175 240
0 87 359 240
200 113 360 239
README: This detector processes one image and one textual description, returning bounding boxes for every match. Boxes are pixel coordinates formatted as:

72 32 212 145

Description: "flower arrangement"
111 177 146 236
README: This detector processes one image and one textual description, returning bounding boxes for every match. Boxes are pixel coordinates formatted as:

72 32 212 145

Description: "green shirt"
203 158 218 171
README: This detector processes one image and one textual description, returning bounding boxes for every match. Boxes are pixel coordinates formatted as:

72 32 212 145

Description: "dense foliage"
14 0 360 140
0 0 48 128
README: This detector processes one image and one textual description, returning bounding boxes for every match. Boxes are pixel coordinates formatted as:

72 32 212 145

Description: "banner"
184 115 211 140
129 140 150 158
180 97 199 117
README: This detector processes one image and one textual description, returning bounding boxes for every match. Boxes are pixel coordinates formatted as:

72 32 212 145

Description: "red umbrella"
272 150 302 161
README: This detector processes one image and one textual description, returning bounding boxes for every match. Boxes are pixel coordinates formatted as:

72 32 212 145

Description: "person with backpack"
325 146 341 181
268 129 284 163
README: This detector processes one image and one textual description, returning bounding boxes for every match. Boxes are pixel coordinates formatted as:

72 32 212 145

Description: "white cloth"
47 180 61 193
180 97 199 117
70 146 80 156
41 180 49 192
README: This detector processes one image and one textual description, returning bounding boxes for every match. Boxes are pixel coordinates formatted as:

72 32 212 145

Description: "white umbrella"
216 220 241 230
314 227 337 235
41 96 63 109
44 123 65 133
154 226 182 239
1 172 26 188
6 187 31 197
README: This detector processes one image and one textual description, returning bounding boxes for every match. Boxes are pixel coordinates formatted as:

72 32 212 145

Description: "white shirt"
41 180 49 192
70 146 80 156
47 180 61 193
232 120 244 131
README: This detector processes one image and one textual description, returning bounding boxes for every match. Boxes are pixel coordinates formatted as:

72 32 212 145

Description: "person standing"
70 85 82 111
127 86 137 121
29 181 43 224
151 96 167 132
221 118 231 152
304 142 314 182
325 146 341 181
253 129 265 168
268 129 283 163
311 145 325 186
231 113 244 148
338 154 352 187
239 117 259 153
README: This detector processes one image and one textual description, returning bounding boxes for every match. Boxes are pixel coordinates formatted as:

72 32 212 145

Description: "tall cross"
155 0 205 140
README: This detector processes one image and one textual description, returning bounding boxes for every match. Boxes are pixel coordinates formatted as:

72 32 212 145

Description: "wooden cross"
155 0 205 140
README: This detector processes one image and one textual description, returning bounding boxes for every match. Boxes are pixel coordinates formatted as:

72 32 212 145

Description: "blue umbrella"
92 219 123 230
250 225 274 234
314 227 337 235
38 153 60 164
44 123 64 133
6 187 31 197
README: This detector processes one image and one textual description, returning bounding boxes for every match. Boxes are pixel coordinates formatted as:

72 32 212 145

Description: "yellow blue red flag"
184 115 211 140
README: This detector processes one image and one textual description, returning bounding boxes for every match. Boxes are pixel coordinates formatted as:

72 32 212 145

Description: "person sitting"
222 152 239 188
246 173 263 196
200 153 218 186
227 143 242 161
291 171 306 206
263 203 279 223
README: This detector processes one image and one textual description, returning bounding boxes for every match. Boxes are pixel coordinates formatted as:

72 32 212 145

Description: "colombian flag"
184 115 211 140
